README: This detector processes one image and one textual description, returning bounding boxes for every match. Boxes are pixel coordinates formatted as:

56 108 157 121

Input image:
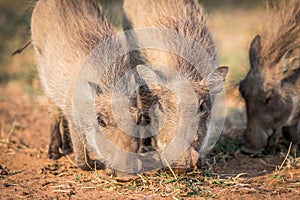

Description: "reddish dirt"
1 82 300 199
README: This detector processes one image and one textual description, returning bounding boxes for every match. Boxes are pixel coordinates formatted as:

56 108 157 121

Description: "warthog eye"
265 90 274 105
135 108 144 125
265 96 272 104
97 115 106 127
198 99 207 114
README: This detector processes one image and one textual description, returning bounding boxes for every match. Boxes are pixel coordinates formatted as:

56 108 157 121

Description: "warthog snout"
169 147 200 172
243 127 274 154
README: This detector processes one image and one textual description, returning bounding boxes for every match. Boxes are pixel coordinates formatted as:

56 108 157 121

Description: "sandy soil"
1 82 300 199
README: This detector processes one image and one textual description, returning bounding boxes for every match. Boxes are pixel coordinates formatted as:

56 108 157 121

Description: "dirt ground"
1 82 300 200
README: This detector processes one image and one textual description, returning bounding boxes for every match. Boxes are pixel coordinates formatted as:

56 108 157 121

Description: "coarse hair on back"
155 0 216 60
130 0 218 81
32 0 132 91
55 0 130 89
260 0 300 66
50 0 115 54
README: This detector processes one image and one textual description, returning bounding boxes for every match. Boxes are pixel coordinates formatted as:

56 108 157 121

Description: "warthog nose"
167 147 199 172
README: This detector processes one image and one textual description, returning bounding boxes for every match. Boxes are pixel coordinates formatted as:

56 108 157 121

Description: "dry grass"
87 170 215 198
57 136 299 199
0 119 16 147
68 155 299 199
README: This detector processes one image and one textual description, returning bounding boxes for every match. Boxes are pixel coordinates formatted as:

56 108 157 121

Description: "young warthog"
239 0 300 153
31 0 141 171
123 0 228 170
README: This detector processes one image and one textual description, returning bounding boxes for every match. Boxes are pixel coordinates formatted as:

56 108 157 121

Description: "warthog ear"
282 46 300 74
136 65 162 93
136 65 160 83
215 66 228 80
124 72 138 95
88 81 103 96
207 66 229 94
249 35 261 69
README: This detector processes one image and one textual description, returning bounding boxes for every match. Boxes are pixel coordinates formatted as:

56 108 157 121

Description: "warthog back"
123 0 228 170
32 0 141 173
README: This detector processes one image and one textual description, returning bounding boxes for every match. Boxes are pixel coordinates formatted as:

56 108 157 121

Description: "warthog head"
240 6 300 153
88 78 141 154
137 64 228 170
73 51 146 173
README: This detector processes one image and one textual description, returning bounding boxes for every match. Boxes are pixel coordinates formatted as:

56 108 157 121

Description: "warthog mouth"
241 145 265 155
166 147 200 172
242 128 275 155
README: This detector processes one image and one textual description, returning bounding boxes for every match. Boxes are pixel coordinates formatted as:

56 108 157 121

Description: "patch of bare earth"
0 82 300 199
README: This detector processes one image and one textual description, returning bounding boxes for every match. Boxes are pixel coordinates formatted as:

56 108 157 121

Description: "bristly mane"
45 0 113 53
261 0 300 66
155 0 216 61
52 0 131 90
134 0 217 81
156 0 217 78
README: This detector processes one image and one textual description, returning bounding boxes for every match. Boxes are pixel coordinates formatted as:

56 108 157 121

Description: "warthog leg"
47 100 73 159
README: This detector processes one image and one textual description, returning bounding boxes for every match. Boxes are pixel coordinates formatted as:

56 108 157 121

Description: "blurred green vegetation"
200 0 264 10
0 0 30 84
0 0 265 88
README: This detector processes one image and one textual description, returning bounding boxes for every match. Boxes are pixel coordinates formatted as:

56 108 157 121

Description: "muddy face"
240 35 300 153
87 80 142 154
137 65 227 170
153 86 211 170
90 88 149 175
240 77 293 152
94 92 141 153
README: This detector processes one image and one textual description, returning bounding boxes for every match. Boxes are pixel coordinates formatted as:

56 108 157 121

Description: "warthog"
123 0 228 170
239 0 300 153
31 0 142 171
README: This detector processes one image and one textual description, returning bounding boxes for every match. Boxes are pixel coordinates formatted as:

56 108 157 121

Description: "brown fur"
123 0 217 81
240 0 300 153
123 0 228 169
31 0 140 171
261 0 300 67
